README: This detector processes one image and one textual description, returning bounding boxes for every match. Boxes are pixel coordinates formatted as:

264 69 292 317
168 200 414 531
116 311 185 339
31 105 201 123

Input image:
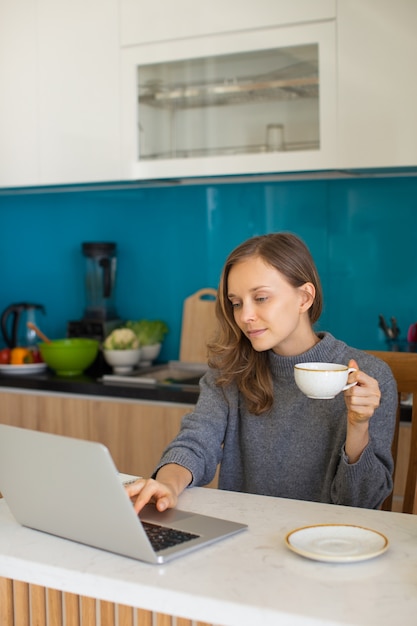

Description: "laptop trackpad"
139 503 194 525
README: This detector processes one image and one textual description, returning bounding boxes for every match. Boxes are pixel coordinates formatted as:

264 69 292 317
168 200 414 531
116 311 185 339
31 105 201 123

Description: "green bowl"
39 338 99 376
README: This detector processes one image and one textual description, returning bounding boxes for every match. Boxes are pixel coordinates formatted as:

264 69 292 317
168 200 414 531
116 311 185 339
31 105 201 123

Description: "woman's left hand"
343 358 381 463
344 358 381 425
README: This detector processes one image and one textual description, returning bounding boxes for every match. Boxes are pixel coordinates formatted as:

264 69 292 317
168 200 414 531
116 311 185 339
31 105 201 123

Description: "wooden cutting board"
179 288 218 363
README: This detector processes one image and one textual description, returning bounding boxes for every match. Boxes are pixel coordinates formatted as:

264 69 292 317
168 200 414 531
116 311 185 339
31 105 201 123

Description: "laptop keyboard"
142 521 199 552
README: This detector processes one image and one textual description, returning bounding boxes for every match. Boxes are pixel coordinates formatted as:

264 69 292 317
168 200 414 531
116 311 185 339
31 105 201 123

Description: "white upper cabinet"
120 0 336 46
0 0 121 188
36 0 121 185
337 0 417 169
0 0 39 187
121 21 337 179
2 0 416 189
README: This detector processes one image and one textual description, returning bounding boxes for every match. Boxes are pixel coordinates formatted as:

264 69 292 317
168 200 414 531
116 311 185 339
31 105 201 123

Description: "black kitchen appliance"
67 242 121 342
1 303 46 348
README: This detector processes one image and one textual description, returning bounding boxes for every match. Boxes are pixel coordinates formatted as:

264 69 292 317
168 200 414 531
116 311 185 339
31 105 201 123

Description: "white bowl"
103 349 141 374
139 343 161 367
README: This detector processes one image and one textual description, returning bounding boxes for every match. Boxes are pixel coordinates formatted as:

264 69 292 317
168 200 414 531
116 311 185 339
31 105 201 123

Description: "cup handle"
342 367 358 391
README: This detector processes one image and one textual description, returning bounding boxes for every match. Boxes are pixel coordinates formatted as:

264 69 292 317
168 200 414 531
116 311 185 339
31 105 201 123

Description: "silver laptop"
0 425 246 564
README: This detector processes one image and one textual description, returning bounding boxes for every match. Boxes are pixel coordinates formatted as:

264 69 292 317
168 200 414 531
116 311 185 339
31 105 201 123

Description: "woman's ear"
299 282 316 312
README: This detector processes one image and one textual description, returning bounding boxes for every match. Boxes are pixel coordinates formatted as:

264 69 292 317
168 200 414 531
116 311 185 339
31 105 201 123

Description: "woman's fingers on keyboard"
125 478 175 513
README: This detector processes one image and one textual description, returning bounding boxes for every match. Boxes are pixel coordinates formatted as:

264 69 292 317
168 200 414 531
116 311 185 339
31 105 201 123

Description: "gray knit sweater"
155 333 397 509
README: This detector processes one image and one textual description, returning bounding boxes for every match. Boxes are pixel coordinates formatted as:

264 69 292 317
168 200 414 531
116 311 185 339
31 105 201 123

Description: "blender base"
67 318 122 342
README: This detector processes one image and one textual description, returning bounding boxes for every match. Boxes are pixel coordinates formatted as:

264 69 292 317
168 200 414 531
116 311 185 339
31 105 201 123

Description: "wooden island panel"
0 577 214 626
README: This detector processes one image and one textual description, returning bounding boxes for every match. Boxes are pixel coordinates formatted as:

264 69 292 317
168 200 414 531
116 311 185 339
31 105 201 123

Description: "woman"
127 233 397 512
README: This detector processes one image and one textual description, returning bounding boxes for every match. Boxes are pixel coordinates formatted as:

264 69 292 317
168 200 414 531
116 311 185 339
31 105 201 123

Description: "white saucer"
0 363 47 375
285 523 389 563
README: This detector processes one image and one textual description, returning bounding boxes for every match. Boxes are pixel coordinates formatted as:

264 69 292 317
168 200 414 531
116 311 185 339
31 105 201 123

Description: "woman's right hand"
124 463 193 514
125 477 178 513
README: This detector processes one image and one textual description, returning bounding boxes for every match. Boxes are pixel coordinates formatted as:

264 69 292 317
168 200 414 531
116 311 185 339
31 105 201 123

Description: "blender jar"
82 242 118 320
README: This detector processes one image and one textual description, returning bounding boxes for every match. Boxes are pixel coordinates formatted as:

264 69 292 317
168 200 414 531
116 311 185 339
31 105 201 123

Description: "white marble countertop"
0 487 416 626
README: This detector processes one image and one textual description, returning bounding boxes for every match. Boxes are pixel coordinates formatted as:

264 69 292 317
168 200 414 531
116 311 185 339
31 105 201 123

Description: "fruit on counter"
407 322 417 343
103 328 139 350
0 348 11 364
10 348 30 364
29 348 44 363
2 347 43 365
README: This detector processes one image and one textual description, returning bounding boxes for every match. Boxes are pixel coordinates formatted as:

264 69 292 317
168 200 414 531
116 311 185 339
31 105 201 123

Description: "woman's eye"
255 296 268 303
229 301 241 309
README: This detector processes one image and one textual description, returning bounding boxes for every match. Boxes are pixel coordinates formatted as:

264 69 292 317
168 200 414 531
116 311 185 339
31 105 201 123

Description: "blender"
67 242 121 341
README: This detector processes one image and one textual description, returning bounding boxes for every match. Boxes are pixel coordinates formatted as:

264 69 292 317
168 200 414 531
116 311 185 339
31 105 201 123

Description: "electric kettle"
1 303 46 348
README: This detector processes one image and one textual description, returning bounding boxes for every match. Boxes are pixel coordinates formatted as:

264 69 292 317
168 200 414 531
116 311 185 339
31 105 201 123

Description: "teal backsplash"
1 174 416 359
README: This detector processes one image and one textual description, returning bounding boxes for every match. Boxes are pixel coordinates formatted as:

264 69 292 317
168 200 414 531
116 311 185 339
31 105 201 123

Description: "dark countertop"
0 360 200 405
0 361 411 422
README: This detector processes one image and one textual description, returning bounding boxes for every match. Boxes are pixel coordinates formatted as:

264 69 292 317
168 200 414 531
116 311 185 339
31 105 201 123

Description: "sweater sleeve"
152 369 229 486
330 357 397 509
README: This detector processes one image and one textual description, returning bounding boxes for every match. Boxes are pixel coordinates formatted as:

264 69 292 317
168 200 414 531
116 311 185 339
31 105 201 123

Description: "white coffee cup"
294 362 357 399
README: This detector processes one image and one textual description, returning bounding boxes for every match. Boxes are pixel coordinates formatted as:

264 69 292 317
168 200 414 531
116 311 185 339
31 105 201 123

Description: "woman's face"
227 255 316 356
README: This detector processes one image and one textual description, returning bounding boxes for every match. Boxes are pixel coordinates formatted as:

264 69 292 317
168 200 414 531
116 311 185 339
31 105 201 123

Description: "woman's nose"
240 302 256 322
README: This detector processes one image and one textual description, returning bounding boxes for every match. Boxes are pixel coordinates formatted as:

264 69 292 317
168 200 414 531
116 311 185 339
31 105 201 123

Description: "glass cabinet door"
138 44 319 160
121 22 336 179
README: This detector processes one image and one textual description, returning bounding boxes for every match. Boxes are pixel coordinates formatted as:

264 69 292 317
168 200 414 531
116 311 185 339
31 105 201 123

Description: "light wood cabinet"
0 389 193 478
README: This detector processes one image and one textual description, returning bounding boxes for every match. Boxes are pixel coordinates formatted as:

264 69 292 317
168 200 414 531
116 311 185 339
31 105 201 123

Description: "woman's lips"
247 328 266 338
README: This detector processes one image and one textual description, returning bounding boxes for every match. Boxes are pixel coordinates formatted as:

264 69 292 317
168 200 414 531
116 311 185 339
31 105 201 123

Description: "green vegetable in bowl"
103 328 139 350
125 319 168 346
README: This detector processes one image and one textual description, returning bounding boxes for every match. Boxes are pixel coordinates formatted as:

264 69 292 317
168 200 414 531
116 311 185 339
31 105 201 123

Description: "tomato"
0 348 10 364
10 347 30 365
30 349 43 363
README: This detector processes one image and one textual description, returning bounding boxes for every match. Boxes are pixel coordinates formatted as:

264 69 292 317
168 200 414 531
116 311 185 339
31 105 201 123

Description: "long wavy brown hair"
207 232 323 415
